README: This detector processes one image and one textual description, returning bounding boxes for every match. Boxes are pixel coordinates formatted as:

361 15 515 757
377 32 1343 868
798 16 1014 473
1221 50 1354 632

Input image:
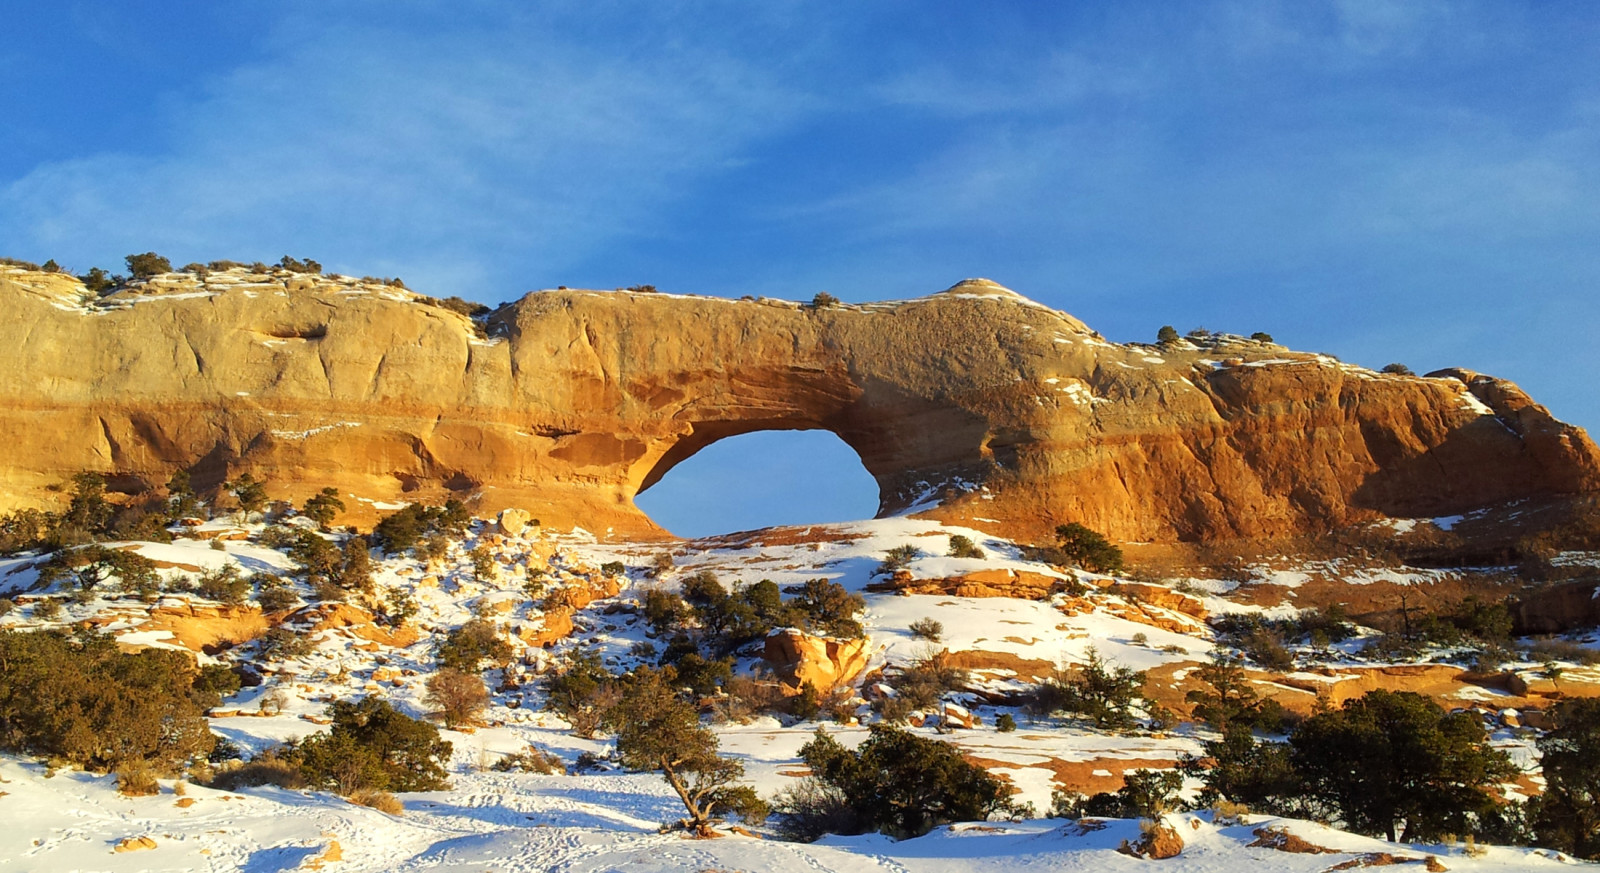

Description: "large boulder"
762 628 870 694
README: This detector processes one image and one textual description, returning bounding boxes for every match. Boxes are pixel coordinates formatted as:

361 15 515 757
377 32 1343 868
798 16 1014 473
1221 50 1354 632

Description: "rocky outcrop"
2 265 1595 543
763 629 870 693
866 568 1067 599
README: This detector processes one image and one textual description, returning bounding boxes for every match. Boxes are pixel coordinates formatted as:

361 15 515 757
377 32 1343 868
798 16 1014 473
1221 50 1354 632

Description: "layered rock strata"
1 265 1595 542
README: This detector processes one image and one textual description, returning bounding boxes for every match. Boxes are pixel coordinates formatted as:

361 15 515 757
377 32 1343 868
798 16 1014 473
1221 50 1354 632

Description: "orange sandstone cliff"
0 265 1595 542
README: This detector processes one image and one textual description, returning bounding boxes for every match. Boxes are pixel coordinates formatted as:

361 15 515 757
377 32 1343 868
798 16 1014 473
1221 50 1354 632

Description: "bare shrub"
491 745 565 774
347 788 403 815
425 667 490 728
116 763 160 796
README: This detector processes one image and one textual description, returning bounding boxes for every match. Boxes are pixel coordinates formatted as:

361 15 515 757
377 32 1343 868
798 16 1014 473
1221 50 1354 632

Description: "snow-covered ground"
0 753 1574 872
1 513 1595 871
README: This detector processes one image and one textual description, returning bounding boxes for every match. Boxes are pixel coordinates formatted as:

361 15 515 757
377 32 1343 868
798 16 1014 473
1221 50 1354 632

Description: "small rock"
114 836 158 852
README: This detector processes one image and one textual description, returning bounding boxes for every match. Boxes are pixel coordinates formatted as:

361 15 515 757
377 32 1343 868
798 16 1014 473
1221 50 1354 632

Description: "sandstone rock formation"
762 628 871 693
2 264 1596 543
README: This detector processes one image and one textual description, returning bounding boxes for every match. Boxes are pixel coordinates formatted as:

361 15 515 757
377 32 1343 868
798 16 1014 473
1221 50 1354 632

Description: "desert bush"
790 578 865 638
1185 656 1287 733
191 663 242 709
435 619 513 673
909 617 944 642
492 745 565 774
876 544 919 575
544 649 619 738
1059 768 1181 819
1053 523 1123 574
347 788 403 815
292 697 452 793
1523 636 1600 667
599 560 625 577
1030 647 1145 730
425 668 490 728
716 674 784 724
0 629 216 771
893 648 969 710
116 762 161 796
947 534 985 559
78 266 118 294
205 751 307 790
1156 325 1180 344
1531 698 1600 859
276 255 322 274
601 667 768 832
124 252 172 278
995 713 1017 732
810 291 840 308
301 487 344 528
255 575 300 612
789 725 1009 838
258 627 314 661
468 546 497 583
1250 332 1274 343
870 693 915 724
195 564 250 604
370 501 469 555
31 597 62 620
1382 363 1415 376
1290 690 1512 842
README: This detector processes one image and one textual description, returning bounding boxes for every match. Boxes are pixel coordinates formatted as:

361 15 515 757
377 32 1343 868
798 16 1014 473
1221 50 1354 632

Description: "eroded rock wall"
1 266 1595 542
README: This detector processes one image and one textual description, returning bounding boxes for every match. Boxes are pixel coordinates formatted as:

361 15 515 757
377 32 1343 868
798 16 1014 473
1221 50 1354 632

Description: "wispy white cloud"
0 5 817 293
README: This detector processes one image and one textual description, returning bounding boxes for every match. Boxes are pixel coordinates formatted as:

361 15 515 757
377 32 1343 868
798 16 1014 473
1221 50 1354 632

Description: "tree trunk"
660 759 706 829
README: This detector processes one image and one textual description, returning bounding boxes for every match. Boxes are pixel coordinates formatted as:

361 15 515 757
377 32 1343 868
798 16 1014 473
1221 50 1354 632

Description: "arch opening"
633 429 882 538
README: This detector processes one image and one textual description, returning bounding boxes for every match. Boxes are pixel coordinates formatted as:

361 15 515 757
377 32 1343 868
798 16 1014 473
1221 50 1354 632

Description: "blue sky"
4 2 1597 536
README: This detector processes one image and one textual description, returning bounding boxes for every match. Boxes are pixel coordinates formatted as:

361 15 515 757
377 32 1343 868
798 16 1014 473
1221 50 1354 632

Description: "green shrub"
790 578 865 638
788 725 1009 838
1060 768 1181 819
370 501 468 555
601 667 768 832
124 252 172 278
258 627 314 661
947 535 985 559
195 564 250 604
1156 325 1180 344
1031 647 1144 730
78 267 118 294
1250 331 1274 343
255 575 299 612
544 649 618 738
435 618 513 672
995 713 1016 732
292 697 451 793
876 544 919 575
1289 690 1512 842
1532 698 1600 859
810 291 840 309
301 487 345 528
0 629 216 771
1382 363 1415 376
277 255 322 274
1054 523 1123 574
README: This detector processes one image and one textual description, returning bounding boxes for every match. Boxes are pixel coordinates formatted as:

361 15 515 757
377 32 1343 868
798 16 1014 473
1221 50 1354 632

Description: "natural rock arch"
0 266 1595 543
634 427 882 536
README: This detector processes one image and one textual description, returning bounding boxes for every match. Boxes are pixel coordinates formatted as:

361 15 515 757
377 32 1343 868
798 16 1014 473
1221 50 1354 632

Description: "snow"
0 753 1555 872
1 507 1590 871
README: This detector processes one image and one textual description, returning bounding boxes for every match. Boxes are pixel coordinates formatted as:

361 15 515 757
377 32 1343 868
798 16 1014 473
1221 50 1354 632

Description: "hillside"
2 501 1599 870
